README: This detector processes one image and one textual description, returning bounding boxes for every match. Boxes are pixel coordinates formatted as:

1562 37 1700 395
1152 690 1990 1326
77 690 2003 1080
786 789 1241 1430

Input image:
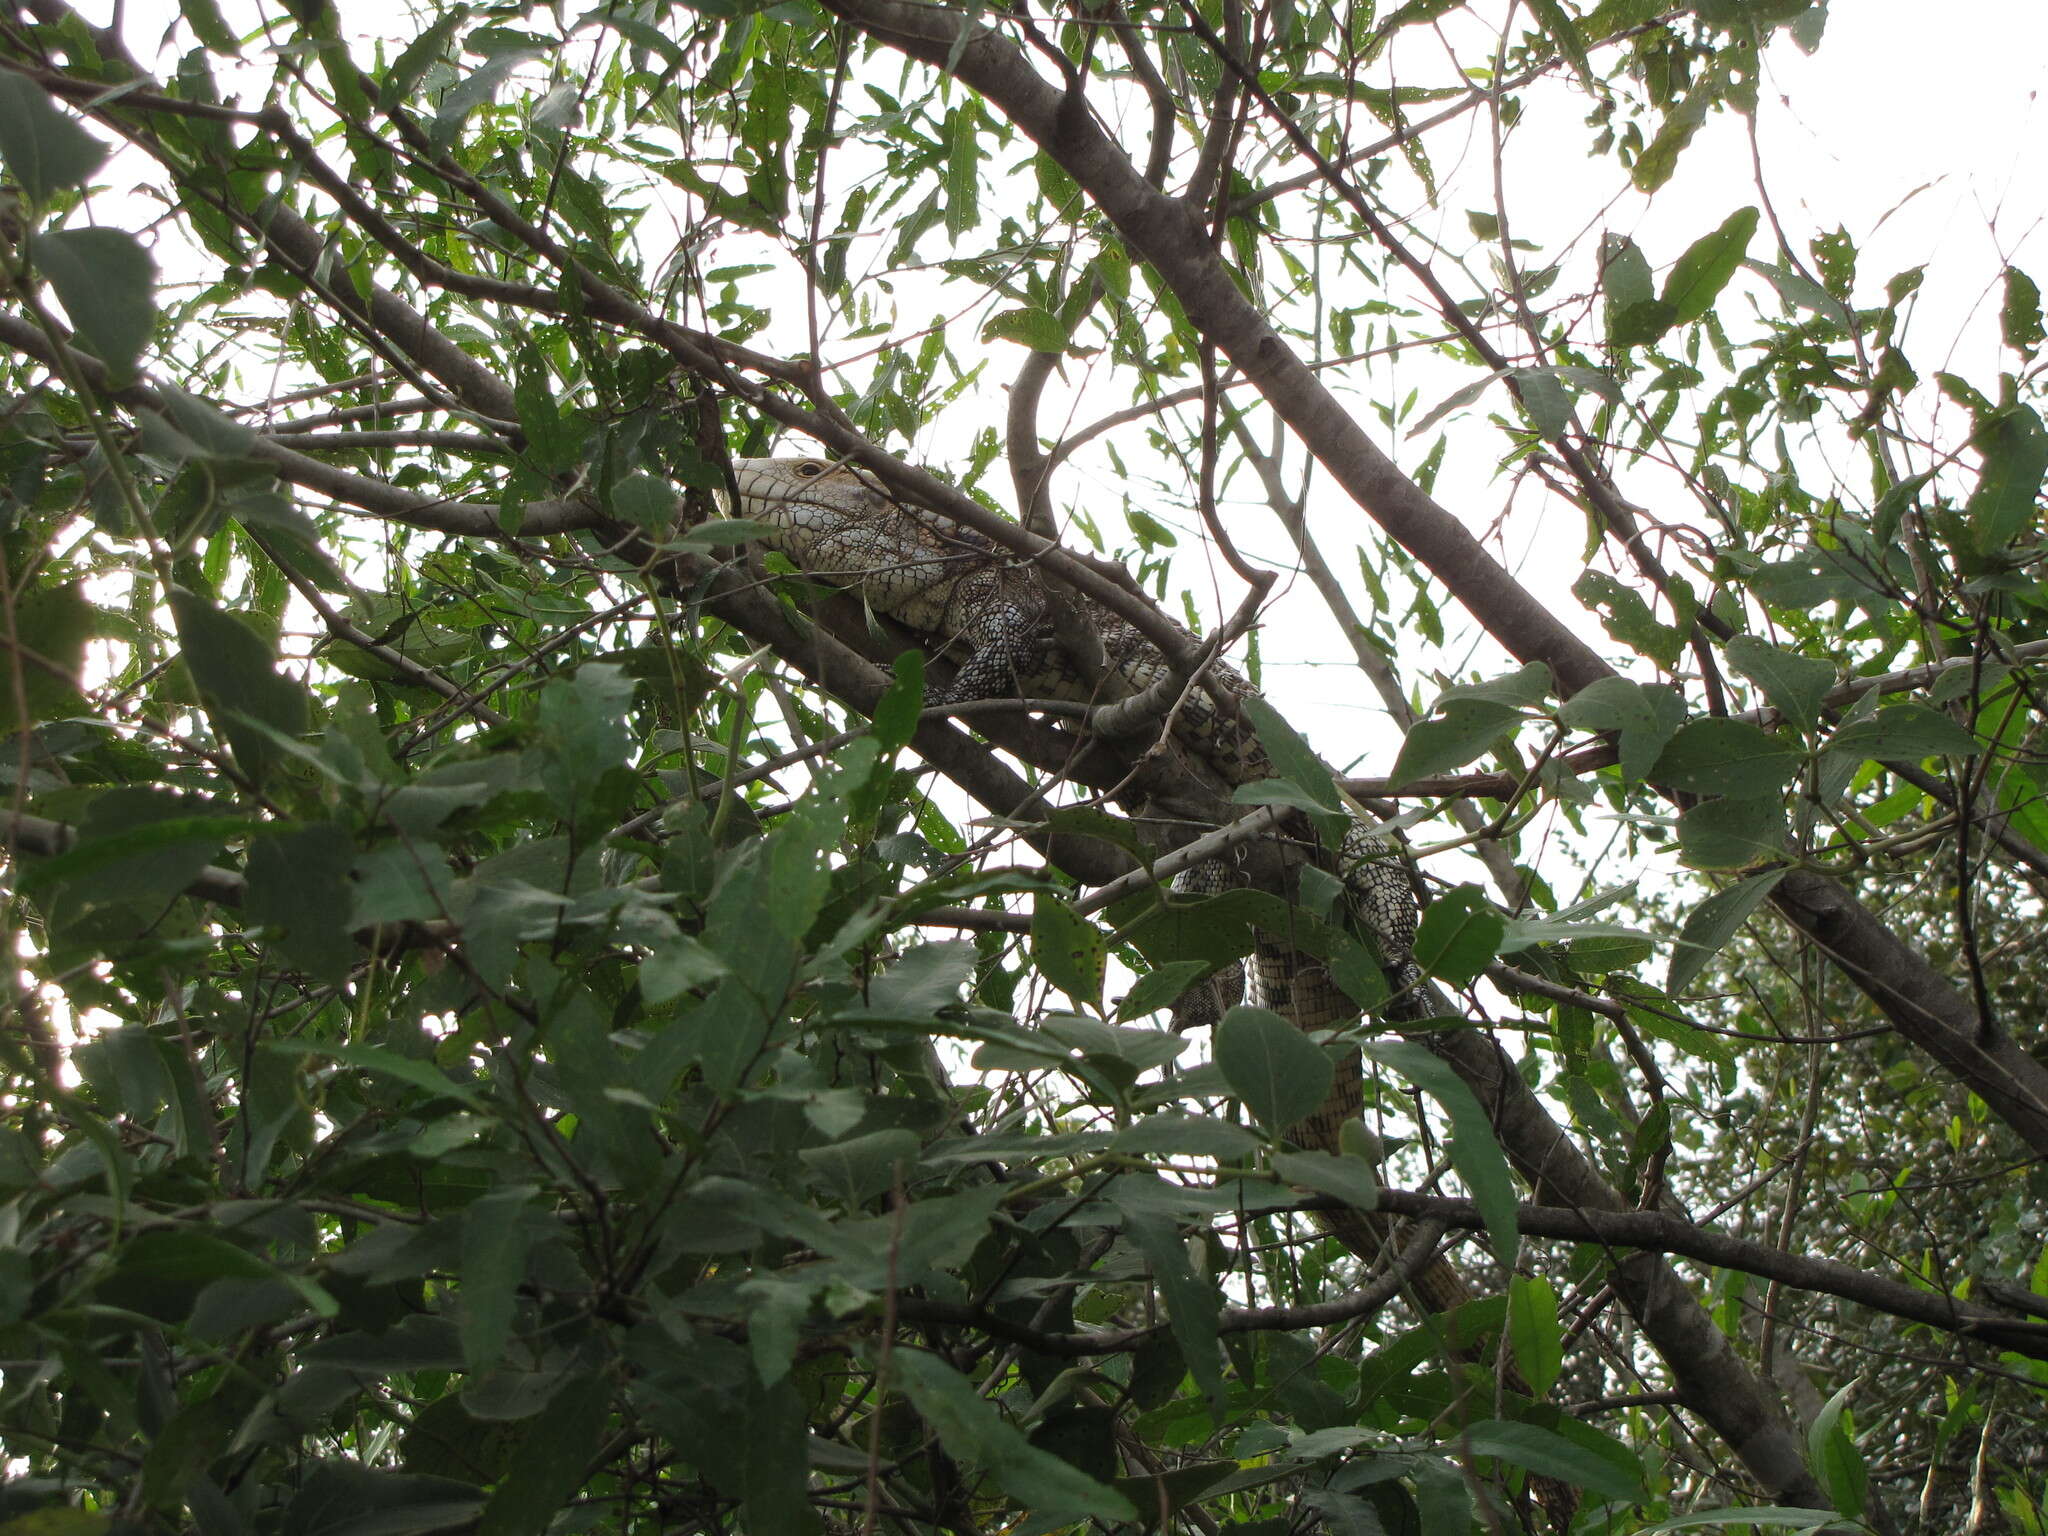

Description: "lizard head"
732 456 894 518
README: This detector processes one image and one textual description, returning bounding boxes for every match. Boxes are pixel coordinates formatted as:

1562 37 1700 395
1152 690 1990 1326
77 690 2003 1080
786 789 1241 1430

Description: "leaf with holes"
1032 894 1106 1010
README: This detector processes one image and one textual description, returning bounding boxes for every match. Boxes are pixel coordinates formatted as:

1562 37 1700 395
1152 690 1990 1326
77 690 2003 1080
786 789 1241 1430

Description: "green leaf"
1523 0 1593 85
1602 234 1675 345
980 307 1067 352
1272 1149 1378 1211
1633 83 1713 195
1724 636 1834 733
512 343 582 473
1407 369 1506 438
1746 258 1855 328
1634 1509 1844 1534
1213 1006 1333 1138
872 649 926 751
669 517 778 550
1507 1276 1562 1397
943 104 980 239
640 933 727 1005
0 580 92 722
1966 403 2048 549
1436 662 1553 709
1513 366 1573 436
608 470 677 532
26 789 239 918
1387 699 1518 788
1031 894 1106 1010
1365 1041 1518 1267
1662 207 1758 326
176 0 241 51
1242 695 1349 845
1560 677 1686 784
1463 1419 1643 1501
1574 568 1684 669
268 1040 482 1108
0 71 107 202
1668 869 1786 993
888 1349 1135 1520
1117 959 1211 1021
800 1128 919 1207
1651 718 1801 797
1824 702 1980 765
97 1230 271 1321
36 227 156 386
2002 266 2044 357
1807 1384 1868 1517
1411 884 1504 987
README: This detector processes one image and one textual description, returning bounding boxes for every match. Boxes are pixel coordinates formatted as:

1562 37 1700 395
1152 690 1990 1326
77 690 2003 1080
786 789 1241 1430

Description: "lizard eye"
792 461 825 478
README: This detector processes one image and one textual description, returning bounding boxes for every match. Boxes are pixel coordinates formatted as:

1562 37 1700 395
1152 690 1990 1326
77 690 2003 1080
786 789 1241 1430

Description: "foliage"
0 0 2043 1532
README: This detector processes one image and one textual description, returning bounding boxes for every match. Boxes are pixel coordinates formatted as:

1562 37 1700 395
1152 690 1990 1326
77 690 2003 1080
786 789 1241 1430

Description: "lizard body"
722 453 1566 1527
726 456 1463 1301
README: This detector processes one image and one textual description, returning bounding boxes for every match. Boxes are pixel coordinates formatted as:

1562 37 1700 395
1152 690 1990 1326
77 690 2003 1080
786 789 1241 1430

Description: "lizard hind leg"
924 593 1046 708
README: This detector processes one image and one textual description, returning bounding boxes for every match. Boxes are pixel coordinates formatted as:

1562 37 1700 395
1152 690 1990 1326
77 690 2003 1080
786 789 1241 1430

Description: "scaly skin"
725 456 1478 1313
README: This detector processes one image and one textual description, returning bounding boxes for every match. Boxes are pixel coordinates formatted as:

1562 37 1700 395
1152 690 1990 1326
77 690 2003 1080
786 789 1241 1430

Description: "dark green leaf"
872 649 926 751
1603 235 1675 344
888 1349 1135 1520
1365 1041 1518 1267
476 1376 611 1536
245 823 356 985
170 588 309 785
2002 266 2044 357
0 72 107 202
1463 1419 1644 1501
1651 718 1801 797
1824 703 1981 764
282 1462 485 1536
1676 794 1788 870
1668 869 1786 993
1119 1201 1226 1415
1387 699 1518 788
1513 366 1573 436
1966 404 2048 549
459 1187 535 1373
269 1041 482 1107
1724 636 1834 732
36 228 156 386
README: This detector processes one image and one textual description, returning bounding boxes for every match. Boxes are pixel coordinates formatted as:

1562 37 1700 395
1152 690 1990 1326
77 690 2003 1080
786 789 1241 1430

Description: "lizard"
721 454 1501 1325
